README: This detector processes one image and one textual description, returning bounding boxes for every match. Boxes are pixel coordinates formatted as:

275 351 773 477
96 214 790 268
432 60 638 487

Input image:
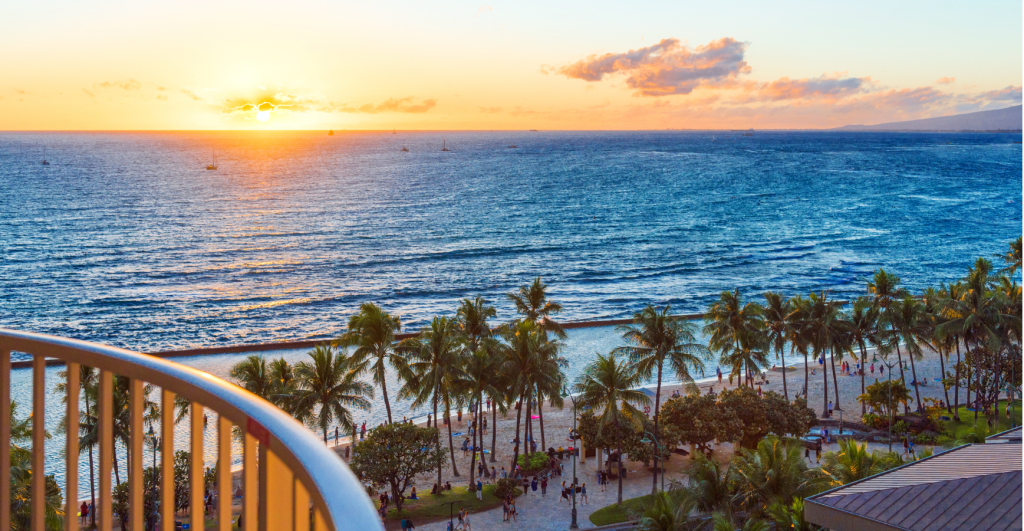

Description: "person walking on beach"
828 401 833 417
490 466 497 483
334 426 339 445
80 501 88 525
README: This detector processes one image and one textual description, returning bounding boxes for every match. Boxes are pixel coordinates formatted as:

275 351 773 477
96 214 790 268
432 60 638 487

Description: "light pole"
561 385 579 530
441 501 457 531
883 359 899 453
639 431 665 493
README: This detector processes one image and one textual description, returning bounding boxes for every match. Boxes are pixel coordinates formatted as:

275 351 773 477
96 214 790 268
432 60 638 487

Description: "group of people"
557 480 588 504
501 494 518 522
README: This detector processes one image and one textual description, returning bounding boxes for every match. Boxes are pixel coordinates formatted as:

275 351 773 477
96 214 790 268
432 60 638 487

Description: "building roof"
805 443 1022 531
987 426 1022 443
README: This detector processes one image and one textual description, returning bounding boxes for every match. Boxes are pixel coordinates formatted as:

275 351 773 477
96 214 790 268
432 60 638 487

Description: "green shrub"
494 478 519 499
892 420 908 435
516 451 549 471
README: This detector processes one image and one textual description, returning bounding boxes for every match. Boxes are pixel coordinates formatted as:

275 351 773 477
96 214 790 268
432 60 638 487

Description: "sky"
1 0 1021 130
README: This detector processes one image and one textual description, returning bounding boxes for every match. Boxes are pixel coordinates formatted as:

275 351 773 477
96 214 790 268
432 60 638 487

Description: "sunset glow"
1 0 1020 130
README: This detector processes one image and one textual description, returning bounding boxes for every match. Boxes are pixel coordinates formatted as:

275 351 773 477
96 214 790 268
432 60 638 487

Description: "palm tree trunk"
954 340 962 421
908 348 923 412
830 350 840 413
938 346 952 414
446 400 460 477
780 345 788 400
469 392 479 490
822 350 830 418
434 396 441 491
86 395 96 526
803 350 809 399
895 343 906 384
615 420 624 505
380 369 394 424
113 447 121 485
511 386 525 471
859 344 867 416
525 397 532 461
652 359 663 494
490 397 498 463
971 346 980 425
538 393 546 453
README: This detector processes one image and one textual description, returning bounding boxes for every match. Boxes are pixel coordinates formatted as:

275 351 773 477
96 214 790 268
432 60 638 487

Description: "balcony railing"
0 328 383 531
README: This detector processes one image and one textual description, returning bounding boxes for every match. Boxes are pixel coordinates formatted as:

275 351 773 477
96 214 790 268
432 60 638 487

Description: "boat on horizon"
328 129 334 136
401 146 409 152
441 139 451 152
41 147 49 165
508 144 518 148
206 149 218 170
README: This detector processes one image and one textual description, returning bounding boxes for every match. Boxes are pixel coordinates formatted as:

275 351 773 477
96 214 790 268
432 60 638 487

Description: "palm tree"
335 302 406 424
498 320 562 470
456 296 499 483
818 438 891 488
868 269 908 383
573 352 650 504
762 292 792 399
996 235 1022 276
720 328 770 389
291 344 373 443
846 297 881 415
704 289 764 386
635 491 699 531
677 452 734 518
786 295 812 398
889 296 933 412
923 287 955 414
507 276 567 338
462 346 503 490
9 402 63 531
229 355 277 400
613 304 710 494
399 316 468 482
730 435 810 518
794 291 848 417
55 364 98 525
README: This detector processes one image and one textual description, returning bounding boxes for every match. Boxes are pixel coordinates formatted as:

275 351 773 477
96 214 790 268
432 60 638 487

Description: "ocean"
1 130 1021 495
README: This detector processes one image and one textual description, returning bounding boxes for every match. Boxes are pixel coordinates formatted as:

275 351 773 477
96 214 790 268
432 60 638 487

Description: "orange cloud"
557 38 750 96
936 77 955 85
97 79 142 90
335 97 437 114
751 74 869 102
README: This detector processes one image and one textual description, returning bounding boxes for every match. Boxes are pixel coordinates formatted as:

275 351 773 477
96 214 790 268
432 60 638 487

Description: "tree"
335 302 406 424
457 299 503 491
857 379 910 420
762 292 793 399
868 269 908 383
846 297 881 415
398 316 468 483
613 304 710 493
676 452 734 518
635 490 700 531
349 423 446 512
704 289 764 387
719 329 770 389
55 364 98 526
9 402 64 531
716 387 814 448
818 439 892 488
793 291 848 418
573 352 650 504
730 435 811 519
507 276 567 339
659 394 741 455
889 296 932 412
996 235 1022 276
291 344 374 442
766 498 817 531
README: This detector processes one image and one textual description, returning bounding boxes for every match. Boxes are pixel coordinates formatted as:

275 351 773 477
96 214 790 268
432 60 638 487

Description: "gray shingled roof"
805 444 1023 531
987 426 1022 443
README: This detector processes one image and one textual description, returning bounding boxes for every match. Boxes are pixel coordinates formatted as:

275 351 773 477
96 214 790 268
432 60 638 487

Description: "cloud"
97 79 142 90
335 97 438 114
478 106 503 114
557 38 750 96
975 85 1022 102
157 86 167 92
936 77 955 85
181 89 204 101
476 4 492 15
156 95 168 101
752 74 870 101
82 88 96 98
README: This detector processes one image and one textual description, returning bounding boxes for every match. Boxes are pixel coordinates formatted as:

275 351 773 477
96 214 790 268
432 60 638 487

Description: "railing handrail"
0 327 383 531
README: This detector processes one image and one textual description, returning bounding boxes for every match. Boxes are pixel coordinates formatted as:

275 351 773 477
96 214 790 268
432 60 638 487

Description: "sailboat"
393 129 397 135
41 147 49 165
401 146 409 152
206 149 218 170
441 139 451 152
328 129 334 136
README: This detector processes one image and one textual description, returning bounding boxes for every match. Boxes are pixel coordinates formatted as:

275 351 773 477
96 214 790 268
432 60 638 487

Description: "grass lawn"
383 485 519 525
588 494 651 526
938 399 1021 437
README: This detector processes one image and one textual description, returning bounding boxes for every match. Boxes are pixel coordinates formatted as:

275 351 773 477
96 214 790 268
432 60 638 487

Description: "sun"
256 110 270 122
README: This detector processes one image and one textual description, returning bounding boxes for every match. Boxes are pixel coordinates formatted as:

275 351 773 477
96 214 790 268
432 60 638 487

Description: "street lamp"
441 501 457 531
561 385 579 530
883 359 899 453
639 432 665 493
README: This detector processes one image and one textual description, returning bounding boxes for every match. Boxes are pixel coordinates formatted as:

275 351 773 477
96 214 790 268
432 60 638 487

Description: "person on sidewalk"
581 483 588 505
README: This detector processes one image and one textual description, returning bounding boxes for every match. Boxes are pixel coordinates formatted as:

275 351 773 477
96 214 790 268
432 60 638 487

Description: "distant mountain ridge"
835 105 1022 132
